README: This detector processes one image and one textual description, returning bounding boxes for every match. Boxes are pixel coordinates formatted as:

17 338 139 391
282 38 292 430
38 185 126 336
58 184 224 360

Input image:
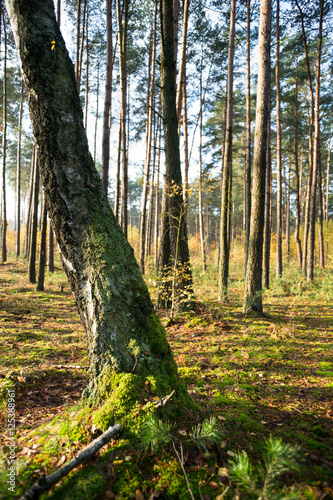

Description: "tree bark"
275 0 282 278
263 87 271 289
198 59 206 274
325 143 330 225
294 76 302 268
139 0 157 273
159 0 193 312
16 77 24 258
28 156 39 284
1 9 7 264
6 0 184 404
102 0 113 196
243 0 271 313
295 0 315 277
245 0 251 269
37 196 48 291
218 0 236 301
307 0 324 282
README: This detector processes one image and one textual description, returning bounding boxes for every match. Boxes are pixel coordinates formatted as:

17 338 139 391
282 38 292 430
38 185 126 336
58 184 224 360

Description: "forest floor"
0 257 333 499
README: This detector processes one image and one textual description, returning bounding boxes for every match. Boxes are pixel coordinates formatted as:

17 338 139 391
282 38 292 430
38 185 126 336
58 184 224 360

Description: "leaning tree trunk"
6 0 186 409
243 0 271 313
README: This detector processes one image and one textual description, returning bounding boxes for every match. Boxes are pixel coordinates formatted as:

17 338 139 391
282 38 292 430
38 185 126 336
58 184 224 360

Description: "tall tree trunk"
198 58 206 274
325 143 330 225
318 142 324 268
243 0 271 313
84 7 89 131
56 0 60 25
286 160 290 259
28 156 39 284
117 0 129 238
25 145 36 259
159 0 193 313
307 0 324 282
182 70 189 224
218 0 236 301
1 10 7 264
275 0 282 278
245 0 251 269
48 220 54 272
154 115 161 268
93 61 100 165
295 0 315 277
37 196 48 291
75 0 81 92
176 0 190 126
6 0 186 407
263 87 271 289
294 76 302 267
139 0 157 273
16 77 24 258
114 118 121 222
102 0 113 196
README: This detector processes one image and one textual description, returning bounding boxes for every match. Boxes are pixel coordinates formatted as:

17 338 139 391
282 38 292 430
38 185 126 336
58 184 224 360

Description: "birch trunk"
6 0 184 406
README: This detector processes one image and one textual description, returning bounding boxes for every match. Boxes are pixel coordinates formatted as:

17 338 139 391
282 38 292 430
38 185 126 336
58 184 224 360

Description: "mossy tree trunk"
6 0 182 405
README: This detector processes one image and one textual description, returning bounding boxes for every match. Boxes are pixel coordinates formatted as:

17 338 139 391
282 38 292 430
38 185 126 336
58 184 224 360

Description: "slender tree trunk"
75 0 81 92
154 115 161 268
275 0 282 278
286 160 290 259
84 7 89 131
78 0 87 93
243 0 271 313
263 88 271 289
56 0 60 25
198 59 206 273
48 220 54 272
114 118 121 222
318 142 324 268
182 72 189 224
139 0 157 273
294 76 302 268
25 145 36 259
102 0 113 196
28 157 39 284
16 78 24 258
295 0 315 277
325 143 330 225
118 0 129 238
218 0 236 301
6 0 186 406
93 61 100 164
37 197 48 291
245 0 251 268
1 11 7 264
307 0 324 282
176 0 190 126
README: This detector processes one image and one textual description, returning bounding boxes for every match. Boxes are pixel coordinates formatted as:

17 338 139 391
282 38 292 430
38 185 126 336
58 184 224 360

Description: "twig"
172 441 195 500
154 390 175 408
20 423 120 500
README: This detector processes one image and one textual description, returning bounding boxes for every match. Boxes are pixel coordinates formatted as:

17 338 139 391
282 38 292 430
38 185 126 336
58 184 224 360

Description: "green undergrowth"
1 257 333 499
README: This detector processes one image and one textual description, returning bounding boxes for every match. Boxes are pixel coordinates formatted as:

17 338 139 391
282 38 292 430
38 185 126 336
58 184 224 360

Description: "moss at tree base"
83 368 195 433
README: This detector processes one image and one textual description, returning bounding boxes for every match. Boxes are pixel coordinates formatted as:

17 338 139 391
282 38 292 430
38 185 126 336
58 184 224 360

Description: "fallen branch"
20 423 120 500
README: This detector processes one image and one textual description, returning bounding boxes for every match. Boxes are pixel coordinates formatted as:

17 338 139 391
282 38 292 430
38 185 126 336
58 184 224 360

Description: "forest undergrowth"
0 243 332 499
